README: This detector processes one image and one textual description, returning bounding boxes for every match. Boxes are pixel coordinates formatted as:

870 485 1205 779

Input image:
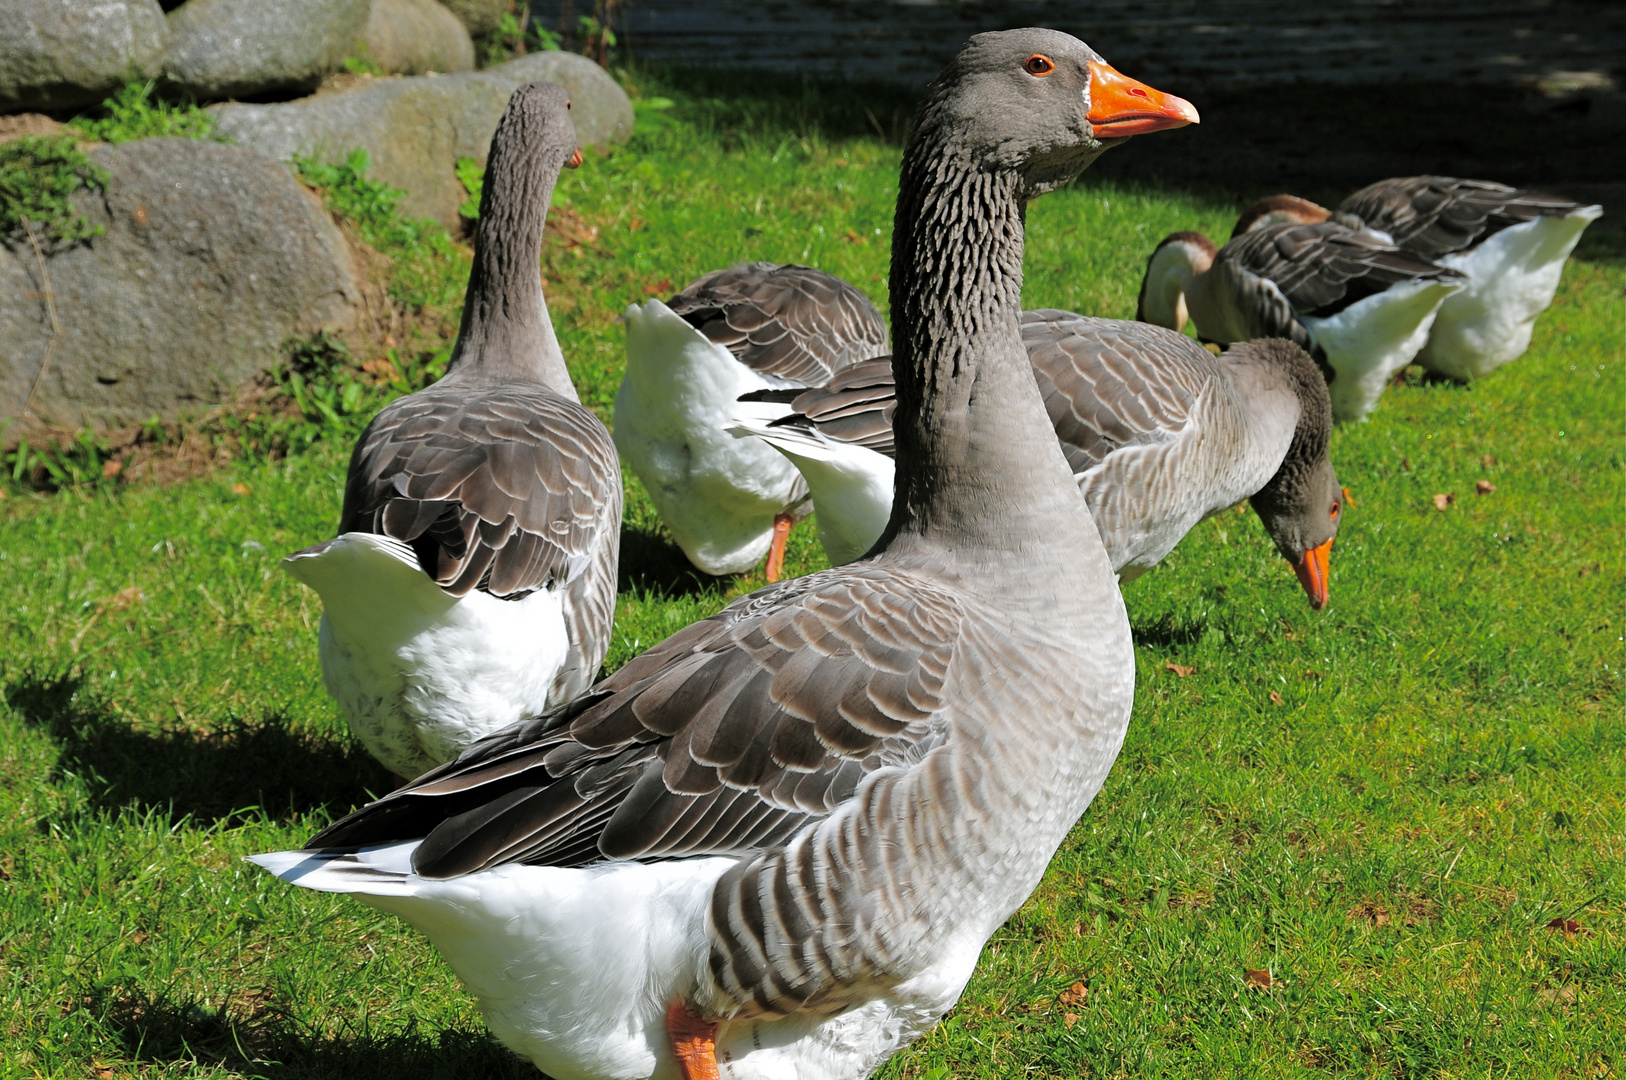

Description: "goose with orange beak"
255 32 1203 1080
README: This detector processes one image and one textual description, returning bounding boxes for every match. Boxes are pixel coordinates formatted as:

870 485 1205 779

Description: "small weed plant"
69 81 224 144
0 135 108 246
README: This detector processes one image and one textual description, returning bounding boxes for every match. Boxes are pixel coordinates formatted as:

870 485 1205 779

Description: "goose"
1136 218 1465 422
616 263 888 581
281 83 622 780
1232 179 1604 382
732 313 1343 607
252 30 1196 1080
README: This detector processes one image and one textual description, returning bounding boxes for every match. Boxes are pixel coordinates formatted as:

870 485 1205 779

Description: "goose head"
914 28 1198 199
1238 339 1343 609
1136 231 1217 332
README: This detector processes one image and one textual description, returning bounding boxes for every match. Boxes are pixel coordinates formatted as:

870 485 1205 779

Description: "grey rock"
165 0 370 101
211 52 630 224
439 0 510 39
1 138 358 443
495 51 632 148
0 0 169 112
362 0 475 76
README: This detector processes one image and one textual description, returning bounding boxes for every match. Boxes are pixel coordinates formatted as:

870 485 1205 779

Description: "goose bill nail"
566 149 584 168
1085 62 1200 136
1294 538 1333 609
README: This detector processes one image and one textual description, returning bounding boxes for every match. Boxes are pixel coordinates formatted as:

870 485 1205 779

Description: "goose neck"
446 144 576 399
884 130 1094 557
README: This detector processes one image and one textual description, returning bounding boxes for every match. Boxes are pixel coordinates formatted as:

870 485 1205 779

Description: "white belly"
253 844 983 1080
1414 206 1602 381
286 533 571 777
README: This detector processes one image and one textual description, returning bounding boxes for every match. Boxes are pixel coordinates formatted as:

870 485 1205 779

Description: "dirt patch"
0 114 67 144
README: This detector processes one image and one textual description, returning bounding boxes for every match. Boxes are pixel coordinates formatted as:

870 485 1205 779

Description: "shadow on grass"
96 989 534 1080
5 670 391 825
1130 612 1210 649
617 521 730 598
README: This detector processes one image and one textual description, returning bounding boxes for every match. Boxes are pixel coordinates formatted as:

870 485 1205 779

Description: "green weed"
69 80 224 144
0 134 108 246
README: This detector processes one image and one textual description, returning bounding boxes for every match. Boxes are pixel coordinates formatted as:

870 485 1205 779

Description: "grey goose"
1232 178 1603 382
616 262 888 581
733 312 1343 607
253 29 1195 1080
281 83 621 779
1136 215 1466 423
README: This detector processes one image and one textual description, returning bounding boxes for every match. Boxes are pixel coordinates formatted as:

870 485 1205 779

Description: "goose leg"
764 513 794 583
667 999 722 1080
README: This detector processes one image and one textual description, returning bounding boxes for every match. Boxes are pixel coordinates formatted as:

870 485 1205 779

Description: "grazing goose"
1136 219 1465 422
733 313 1343 606
1233 179 1603 382
617 263 888 581
252 30 1196 1080
282 83 621 779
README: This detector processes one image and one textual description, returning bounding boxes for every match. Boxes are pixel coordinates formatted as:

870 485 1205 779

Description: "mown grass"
1 66 1621 1079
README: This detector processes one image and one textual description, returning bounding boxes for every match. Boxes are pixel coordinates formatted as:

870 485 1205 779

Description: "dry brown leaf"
1476 480 1497 495
1063 1012 1080 1029
101 458 123 479
1432 492 1454 511
1400 456 1411 471
1304 669 1324 679
1579 563 1601 578
1348 900 1390 926
1481 453 1496 468
232 482 251 496
1538 985 1578 1006
1164 661 1196 678
1269 690 1284 706
842 228 868 244
1244 968 1273 989
1058 980 1088 1008
106 585 143 610
642 279 673 296
1546 917 1591 936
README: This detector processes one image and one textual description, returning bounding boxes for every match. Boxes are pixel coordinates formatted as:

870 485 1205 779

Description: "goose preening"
1136 217 1466 423
616 263 888 581
1232 178 1604 382
733 313 1343 607
253 30 1196 1080
281 83 622 779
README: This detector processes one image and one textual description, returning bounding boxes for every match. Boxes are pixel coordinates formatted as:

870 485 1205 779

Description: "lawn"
0 66 1621 1079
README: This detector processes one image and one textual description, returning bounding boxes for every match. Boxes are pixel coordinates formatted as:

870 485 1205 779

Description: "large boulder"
0 138 358 442
0 0 169 113
164 0 370 101
210 52 632 224
362 0 475 76
439 0 510 39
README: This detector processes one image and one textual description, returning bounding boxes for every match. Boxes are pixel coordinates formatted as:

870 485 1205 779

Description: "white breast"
285 533 570 776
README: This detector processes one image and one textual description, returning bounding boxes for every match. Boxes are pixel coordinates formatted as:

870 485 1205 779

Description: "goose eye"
1024 54 1055 76
1330 502 1341 520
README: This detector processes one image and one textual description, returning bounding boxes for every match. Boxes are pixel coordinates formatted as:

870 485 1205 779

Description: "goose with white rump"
1137 215 1465 423
281 83 622 780
1231 178 1603 382
733 313 1343 607
252 30 1196 1080
617 262 888 582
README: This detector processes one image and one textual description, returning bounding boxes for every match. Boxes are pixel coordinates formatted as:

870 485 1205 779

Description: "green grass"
0 70 1621 1079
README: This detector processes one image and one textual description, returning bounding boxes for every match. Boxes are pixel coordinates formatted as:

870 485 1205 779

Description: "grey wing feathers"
1339 175 1588 260
339 385 621 601
1022 311 1211 475
668 262 890 384
770 358 898 454
1222 221 1463 324
305 566 965 880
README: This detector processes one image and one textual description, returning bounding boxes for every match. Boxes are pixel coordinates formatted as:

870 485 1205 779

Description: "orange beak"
1086 62 1200 138
1293 538 1334 610
566 148 583 169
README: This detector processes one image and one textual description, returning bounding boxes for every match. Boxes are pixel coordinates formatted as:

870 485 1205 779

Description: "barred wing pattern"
309 566 966 879
1220 221 1461 334
339 384 621 603
1339 176 1588 260
668 262 890 385
768 358 899 454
